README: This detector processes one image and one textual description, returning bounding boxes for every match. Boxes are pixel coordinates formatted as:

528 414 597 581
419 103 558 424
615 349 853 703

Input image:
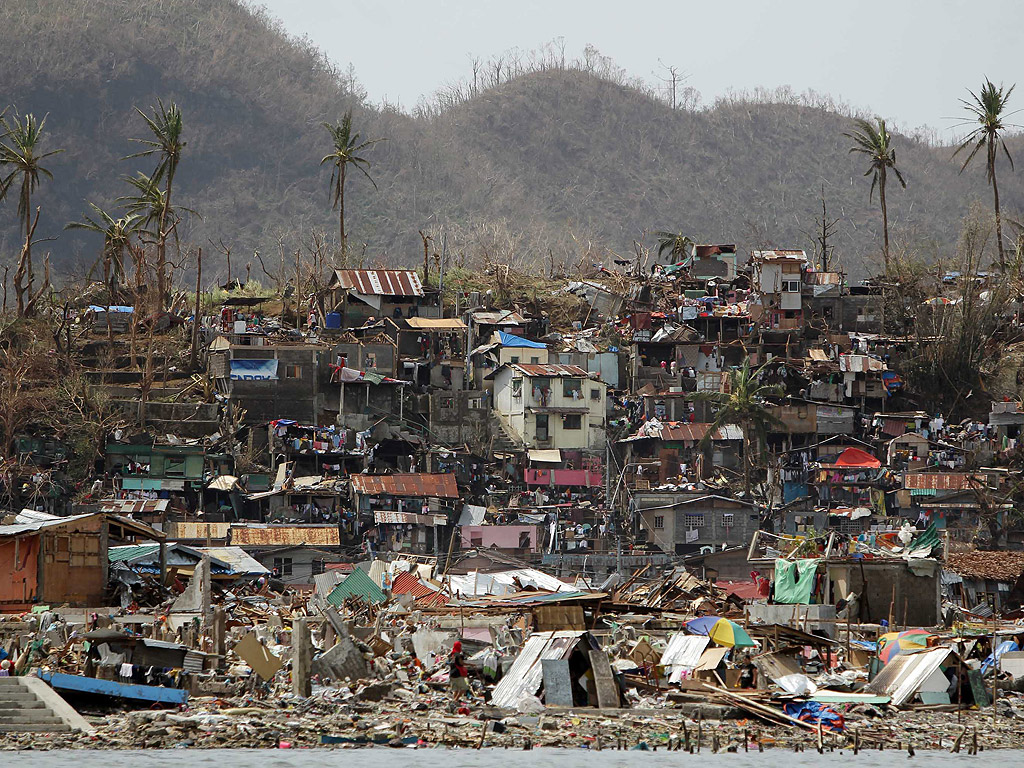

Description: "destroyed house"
750 250 806 333
350 473 460 555
210 343 326 425
943 550 1024 614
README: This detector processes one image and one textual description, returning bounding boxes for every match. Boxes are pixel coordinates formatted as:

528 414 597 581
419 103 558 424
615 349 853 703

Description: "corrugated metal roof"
350 473 459 498
332 269 424 297
0 512 98 537
392 571 448 606
108 543 160 563
326 568 386 605
903 473 988 491
660 634 710 668
230 525 340 547
98 499 169 514
170 522 231 540
490 631 588 708
196 547 269 576
511 363 591 378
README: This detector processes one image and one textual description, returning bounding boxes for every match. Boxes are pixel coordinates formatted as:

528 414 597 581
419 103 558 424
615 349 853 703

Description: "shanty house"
350 473 460 555
488 363 608 453
943 550 1024 614
750 250 806 332
0 511 164 610
325 269 438 326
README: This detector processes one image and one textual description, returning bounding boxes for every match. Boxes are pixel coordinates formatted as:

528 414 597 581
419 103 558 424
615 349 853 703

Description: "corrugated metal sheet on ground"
350 473 459 498
313 570 345 597
230 525 340 547
332 269 423 296
326 568 386 606
392 571 448 606
865 646 951 706
490 631 587 708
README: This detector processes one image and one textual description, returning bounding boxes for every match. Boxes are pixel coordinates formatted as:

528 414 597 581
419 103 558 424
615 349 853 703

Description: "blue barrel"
325 312 342 329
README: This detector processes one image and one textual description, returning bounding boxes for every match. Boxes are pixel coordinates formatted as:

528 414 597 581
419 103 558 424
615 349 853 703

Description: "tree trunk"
990 149 1006 272
879 167 889 275
339 164 347 256
156 168 175 313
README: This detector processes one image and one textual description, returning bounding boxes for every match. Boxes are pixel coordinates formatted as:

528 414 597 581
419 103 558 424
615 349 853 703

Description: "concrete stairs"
0 677 92 733
489 412 525 454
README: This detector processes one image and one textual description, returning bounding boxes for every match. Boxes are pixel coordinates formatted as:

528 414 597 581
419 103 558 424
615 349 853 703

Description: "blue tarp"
89 305 134 313
981 640 1019 675
498 331 546 349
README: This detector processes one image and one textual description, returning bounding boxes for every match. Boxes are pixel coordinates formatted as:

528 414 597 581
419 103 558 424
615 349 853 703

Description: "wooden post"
212 605 226 664
190 247 202 370
292 617 312 697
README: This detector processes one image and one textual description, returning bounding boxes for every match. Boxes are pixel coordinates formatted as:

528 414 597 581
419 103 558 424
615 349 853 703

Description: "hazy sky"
261 0 1022 135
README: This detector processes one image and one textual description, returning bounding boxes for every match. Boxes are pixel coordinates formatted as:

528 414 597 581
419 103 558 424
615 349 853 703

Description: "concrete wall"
461 525 539 551
230 347 323 424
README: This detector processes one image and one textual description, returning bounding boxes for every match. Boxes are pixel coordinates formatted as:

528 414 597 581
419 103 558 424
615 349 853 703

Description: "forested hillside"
1 0 1021 284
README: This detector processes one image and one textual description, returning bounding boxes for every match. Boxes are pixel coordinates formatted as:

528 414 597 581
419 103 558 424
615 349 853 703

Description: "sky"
260 0 1023 136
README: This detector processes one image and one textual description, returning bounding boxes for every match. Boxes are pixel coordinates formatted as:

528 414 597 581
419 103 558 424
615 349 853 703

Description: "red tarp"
834 447 881 468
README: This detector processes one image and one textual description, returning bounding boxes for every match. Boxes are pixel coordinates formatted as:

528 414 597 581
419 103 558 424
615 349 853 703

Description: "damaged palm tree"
0 110 64 316
692 360 785 496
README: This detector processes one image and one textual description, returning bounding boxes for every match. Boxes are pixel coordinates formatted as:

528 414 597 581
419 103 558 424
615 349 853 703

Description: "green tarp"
326 567 386 606
773 558 820 604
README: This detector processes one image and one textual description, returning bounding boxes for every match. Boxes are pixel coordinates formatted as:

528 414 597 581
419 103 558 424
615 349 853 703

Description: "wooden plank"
589 650 620 709
541 659 574 707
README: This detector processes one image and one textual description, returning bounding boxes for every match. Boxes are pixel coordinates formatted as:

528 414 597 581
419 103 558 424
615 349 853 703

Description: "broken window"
364 352 376 369
272 557 293 576
285 365 302 379
512 378 523 398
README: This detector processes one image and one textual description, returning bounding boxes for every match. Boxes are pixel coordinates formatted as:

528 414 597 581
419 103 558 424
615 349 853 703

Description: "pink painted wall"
461 525 539 551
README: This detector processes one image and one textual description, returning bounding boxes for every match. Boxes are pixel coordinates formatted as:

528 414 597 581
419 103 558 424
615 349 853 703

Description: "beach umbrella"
877 628 934 664
922 297 951 306
685 616 756 648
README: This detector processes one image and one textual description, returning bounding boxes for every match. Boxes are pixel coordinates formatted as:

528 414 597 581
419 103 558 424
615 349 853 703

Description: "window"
721 513 735 528
364 352 376 369
440 396 455 410
312 559 327 576
530 356 541 364
783 279 801 292
653 515 665 530
684 513 705 528
512 378 523 398
164 457 186 477
284 365 302 379
536 414 549 441
510 355 520 364
590 388 601 401
272 557 293 576
562 378 582 398
563 414 582 430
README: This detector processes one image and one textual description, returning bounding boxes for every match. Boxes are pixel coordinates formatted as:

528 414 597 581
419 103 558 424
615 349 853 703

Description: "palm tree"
845 117 906 274
653 231 694 264
0 110 64 316
321 111 382 255
692 360 785 495
66 204 143 303
953 78 1017 271
127 101 185 308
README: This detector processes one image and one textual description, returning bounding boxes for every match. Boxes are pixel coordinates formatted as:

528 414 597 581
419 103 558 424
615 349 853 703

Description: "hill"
1 0 1022 285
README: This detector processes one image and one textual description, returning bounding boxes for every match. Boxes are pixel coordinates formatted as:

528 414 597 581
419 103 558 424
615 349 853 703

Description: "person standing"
449 641 469 699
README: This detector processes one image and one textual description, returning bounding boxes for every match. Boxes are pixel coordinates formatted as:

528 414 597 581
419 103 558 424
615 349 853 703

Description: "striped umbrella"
686 616 756 648
877 629 934 664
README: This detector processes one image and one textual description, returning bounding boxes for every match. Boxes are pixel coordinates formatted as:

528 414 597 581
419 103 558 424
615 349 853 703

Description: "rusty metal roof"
511 363 591 378
350 472 459 498
229 525 340 547
945 550 1024 582
332 269 424 297
98 499 168 514
903 473 988 491
392 571 448 606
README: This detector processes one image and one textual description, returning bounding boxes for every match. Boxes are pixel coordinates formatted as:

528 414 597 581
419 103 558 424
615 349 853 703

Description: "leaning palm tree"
691 360 785 495
127 101 185 308
0 110 64 316
321 110 383 255
66 204 143 303
653 231 694 263
953 78 1017 271
845 117 906 274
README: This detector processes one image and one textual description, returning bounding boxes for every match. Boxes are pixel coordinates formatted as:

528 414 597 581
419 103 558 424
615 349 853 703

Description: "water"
3 749 1019 768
